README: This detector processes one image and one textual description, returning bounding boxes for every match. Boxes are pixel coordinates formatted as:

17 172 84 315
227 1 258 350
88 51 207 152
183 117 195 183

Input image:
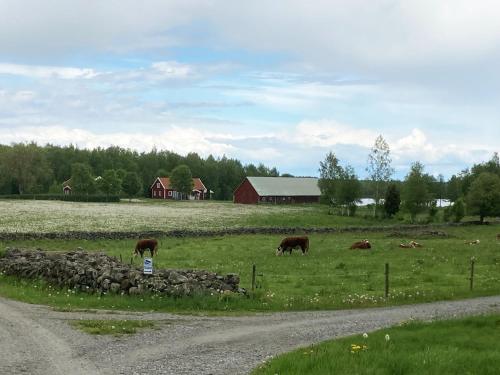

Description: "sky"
1 1 499 179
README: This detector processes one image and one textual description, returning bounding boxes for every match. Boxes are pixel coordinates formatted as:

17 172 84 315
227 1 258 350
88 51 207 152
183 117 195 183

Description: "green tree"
318 152 343 209
337 165 361 216
366 135 394 217
122 171 142 200
466 172 500 223
452 197 466 222
170 164 194 199
99 170 122 196
0 143 53 194
384 183 401 217
402 162 431 222
71 163 95 195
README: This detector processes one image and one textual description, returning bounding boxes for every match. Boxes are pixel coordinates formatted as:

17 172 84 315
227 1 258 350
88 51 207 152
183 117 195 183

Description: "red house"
233 176 321 204
150 177 208 200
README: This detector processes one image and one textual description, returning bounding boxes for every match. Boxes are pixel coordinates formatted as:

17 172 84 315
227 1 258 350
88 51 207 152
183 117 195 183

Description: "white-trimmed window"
157 183 160 188
168 191 172 196
153 191 156 197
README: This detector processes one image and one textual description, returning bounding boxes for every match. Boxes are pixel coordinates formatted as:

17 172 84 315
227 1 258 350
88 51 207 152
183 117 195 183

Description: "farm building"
233 176 321 204
62 179 72 195
62 177 101 195
150 177 208 200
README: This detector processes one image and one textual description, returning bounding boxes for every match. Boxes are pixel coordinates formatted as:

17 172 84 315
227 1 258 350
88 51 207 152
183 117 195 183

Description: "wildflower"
385 334 390 341
363 333 368 339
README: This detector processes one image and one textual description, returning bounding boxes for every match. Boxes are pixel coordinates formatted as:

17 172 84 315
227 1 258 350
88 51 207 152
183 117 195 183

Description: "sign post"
143 257 153 275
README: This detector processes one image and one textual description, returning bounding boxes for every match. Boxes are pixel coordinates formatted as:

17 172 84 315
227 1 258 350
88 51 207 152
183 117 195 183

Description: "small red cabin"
150 177 208 200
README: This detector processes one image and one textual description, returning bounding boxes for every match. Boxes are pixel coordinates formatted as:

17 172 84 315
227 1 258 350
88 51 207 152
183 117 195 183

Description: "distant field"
0 199 390 233
0 199 319 233
1 224 500 313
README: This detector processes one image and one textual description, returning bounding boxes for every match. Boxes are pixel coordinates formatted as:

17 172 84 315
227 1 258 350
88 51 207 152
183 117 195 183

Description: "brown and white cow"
276 236 309 256
133 239 159 257
464 239 480 245
350 239 371 250
399 240 423 249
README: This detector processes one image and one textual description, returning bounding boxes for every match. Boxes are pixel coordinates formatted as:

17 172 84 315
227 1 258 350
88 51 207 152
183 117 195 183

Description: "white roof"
247 177 321 196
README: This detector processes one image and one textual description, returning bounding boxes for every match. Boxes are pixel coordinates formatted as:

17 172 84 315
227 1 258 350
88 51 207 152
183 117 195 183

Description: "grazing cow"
497 234 500 240
350 239 371 250
464 239 480 245
276 236 309 256
133 239 158 258
399 240 423 249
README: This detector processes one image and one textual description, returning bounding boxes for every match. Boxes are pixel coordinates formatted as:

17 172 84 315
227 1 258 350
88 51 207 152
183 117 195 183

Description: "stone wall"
0 223 468 241
0 248 242 297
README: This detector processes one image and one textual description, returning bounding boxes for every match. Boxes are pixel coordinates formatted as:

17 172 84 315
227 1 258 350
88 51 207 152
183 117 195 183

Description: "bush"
0 194 120 203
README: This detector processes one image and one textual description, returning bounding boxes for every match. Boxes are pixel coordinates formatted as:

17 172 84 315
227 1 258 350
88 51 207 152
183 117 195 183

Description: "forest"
0 142 499 212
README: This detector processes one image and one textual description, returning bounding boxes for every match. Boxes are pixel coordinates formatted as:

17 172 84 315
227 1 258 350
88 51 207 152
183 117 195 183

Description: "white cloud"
290 120 378 148
0 63 98 80
152 61 194 79
0 125 235 157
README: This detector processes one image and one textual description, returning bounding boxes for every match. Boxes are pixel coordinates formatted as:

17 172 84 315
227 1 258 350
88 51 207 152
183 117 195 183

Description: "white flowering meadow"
0 199 312 233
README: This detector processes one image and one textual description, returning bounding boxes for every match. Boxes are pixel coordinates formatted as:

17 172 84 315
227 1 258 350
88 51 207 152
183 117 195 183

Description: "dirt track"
1 295 500 374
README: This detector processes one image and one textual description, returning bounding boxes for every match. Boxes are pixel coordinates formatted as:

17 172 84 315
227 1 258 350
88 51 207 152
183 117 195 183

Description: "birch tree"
366 135 394 216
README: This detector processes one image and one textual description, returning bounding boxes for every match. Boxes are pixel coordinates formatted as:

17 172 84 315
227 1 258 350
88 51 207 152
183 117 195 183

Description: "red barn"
150 177 208 200
233 177 321 204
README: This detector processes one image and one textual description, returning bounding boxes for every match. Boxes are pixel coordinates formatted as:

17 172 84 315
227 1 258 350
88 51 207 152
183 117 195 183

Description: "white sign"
143 257 153 275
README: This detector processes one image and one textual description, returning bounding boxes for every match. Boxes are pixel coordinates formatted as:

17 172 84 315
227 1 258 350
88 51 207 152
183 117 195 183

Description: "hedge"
0 194 121 202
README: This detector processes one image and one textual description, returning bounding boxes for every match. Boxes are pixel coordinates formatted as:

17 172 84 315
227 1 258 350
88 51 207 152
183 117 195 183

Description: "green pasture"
252 314 500 375
1 224 499 313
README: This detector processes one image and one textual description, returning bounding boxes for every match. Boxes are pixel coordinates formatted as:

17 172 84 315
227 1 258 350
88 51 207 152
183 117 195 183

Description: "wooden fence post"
469 257 475 291
252 264 256 291
385 263 390 298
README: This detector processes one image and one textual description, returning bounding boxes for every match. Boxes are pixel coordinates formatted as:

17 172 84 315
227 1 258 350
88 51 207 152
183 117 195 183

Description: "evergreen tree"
451 197 466 222
384 183 401 217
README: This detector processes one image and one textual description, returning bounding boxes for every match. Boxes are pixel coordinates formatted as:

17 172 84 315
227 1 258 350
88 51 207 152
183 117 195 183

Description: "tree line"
319 135 500 223
0 143 279 200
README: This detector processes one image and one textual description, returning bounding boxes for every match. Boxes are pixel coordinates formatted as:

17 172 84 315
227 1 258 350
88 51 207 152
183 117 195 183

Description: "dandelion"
385 334 390 341
363 333 368 339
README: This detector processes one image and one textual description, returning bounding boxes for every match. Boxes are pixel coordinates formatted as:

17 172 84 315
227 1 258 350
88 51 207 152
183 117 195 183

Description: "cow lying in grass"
276 236 309 256
399 241 423 248
465 239 480 245
350 239 371 250
133 239 158 257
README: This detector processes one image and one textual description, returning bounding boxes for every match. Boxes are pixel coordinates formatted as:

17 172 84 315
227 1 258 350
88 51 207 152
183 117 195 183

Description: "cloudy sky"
1 1 499 178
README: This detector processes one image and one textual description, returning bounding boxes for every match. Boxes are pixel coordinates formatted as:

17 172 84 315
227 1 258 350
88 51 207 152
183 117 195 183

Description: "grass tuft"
70 319 155 335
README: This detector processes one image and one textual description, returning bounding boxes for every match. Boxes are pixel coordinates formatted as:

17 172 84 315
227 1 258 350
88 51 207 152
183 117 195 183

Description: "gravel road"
1 295 500 375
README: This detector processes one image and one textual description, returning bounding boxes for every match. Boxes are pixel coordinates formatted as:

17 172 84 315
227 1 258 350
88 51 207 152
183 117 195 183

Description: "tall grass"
252 314 500 374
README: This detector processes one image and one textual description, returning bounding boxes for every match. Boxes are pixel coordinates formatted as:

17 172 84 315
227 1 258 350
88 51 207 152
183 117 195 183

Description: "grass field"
1 224 499 313
252 314 500 374
0 199 393 233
